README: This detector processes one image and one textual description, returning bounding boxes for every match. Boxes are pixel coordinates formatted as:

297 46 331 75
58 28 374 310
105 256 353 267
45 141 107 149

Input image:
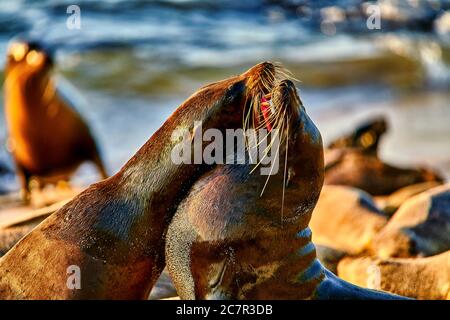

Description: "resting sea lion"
166 80 405 300
0 62 286 299
371 183 450 259
337 251 450 300
4 40 107 202
324 148 443 195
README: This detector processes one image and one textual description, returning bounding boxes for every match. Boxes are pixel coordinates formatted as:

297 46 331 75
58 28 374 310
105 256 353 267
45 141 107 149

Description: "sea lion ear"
8 42 28 62
225 80 246 103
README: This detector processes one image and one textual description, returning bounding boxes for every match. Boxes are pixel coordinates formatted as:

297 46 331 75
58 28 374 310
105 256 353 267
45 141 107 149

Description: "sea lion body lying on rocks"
324 148 443 196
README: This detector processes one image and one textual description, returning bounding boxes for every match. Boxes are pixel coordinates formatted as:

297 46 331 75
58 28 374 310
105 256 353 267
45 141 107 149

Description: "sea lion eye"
9 43 28 62
26 50 45 66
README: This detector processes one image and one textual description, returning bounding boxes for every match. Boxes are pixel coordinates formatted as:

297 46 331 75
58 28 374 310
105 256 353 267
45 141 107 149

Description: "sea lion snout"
272 79 302 122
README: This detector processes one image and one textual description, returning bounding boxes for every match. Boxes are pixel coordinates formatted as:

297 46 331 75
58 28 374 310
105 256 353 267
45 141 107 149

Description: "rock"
337 251 450 300
371 183 450 258
310 185 388 255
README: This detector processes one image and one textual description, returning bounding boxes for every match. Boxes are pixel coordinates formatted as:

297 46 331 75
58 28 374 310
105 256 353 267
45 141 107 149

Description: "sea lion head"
240 62 296 131
165 75 326 300
6 40 53 78
259 79 324 225
328 116 388 154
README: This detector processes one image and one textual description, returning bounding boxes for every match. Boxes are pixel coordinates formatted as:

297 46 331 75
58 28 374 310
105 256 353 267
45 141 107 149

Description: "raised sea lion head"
6 40 53 78
255 78 324 225
328 116 388 154
165 78 326 299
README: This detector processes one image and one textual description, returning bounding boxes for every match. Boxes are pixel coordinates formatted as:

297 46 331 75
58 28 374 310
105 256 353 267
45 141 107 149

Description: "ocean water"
0 0 449 191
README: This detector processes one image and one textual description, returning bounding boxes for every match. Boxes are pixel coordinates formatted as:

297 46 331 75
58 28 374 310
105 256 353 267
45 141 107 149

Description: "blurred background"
0 0 449 193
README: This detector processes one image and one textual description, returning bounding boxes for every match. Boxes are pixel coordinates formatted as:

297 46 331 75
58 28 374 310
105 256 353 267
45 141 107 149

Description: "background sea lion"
310 185 388 255
324 147 443 195
337 251 450 300
371 183 450 258
4 40 108 202
165 80 404 300
328 116 387 155
0 62 288 299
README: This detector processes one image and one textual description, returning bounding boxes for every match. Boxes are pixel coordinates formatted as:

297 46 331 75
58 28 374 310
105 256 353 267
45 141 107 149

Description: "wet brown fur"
0 62 280 299
166 80 328 299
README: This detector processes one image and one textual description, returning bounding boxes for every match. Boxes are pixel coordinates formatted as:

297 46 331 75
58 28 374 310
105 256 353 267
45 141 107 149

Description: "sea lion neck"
5 64 54 115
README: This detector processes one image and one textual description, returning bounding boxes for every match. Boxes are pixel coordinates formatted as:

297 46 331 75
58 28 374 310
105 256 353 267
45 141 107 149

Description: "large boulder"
337 251 450 300
371 184 450 258
310 185 388 255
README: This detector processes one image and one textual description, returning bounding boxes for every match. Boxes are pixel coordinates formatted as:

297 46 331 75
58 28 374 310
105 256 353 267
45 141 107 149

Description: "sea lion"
324 147 443 195
337 251 450 300
310 185 388 255
328 116 387 155
4 40 108 202
165 80 404 300
0 62 288 299
370 183 450 259
375 181 442 216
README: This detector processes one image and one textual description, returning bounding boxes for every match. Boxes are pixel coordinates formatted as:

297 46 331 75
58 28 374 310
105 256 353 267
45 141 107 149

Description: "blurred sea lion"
166 80 404 300
4 40 108 202
375 181 442 215
324 148 443 195
324 116 443 196
310 185 388 255
0 62 288 299
337 251 450 300
371 183 450 259
328 116 387 155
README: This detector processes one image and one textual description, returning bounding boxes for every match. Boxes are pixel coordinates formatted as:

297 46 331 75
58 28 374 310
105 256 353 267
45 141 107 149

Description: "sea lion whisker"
251 108 286 157
251 110 286 181
281 114 290 227
259 133 281 197
248 122 281 175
